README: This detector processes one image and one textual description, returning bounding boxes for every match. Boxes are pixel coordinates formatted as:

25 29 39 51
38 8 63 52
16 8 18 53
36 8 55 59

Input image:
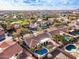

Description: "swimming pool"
69 30 79 35
34 48 48 56
64 36 70 41
65 44 76 52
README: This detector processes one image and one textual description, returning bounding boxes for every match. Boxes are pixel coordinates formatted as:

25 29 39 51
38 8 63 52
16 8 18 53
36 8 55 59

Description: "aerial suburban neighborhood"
0 0 79 59
0 10 79 59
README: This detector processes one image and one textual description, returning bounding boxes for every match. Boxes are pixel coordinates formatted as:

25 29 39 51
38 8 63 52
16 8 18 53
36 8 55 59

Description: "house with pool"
23 32 59 58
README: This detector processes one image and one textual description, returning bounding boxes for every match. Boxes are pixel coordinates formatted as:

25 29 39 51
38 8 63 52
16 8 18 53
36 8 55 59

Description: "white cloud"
0 0 78 10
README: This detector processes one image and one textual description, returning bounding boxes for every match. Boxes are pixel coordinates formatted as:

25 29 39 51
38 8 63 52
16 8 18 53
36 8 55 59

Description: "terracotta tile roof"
0 41 22 59
30 39 39 47
0 42 9 48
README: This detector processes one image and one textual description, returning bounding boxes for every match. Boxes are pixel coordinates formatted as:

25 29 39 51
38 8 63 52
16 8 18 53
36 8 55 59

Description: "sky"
0 0 79 10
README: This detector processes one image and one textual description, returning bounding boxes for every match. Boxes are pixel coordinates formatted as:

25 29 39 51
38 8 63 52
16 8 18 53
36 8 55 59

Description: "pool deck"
62 43 79 59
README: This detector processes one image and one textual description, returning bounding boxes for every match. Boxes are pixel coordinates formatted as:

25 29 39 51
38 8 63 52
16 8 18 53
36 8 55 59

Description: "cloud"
0 0 79 10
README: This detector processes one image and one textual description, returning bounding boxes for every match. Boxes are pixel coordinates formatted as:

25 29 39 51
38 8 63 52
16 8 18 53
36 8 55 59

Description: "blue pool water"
65 44 76 51
69 30 79 35
34 48 48 56
0 35 5 41
64 36 70 41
